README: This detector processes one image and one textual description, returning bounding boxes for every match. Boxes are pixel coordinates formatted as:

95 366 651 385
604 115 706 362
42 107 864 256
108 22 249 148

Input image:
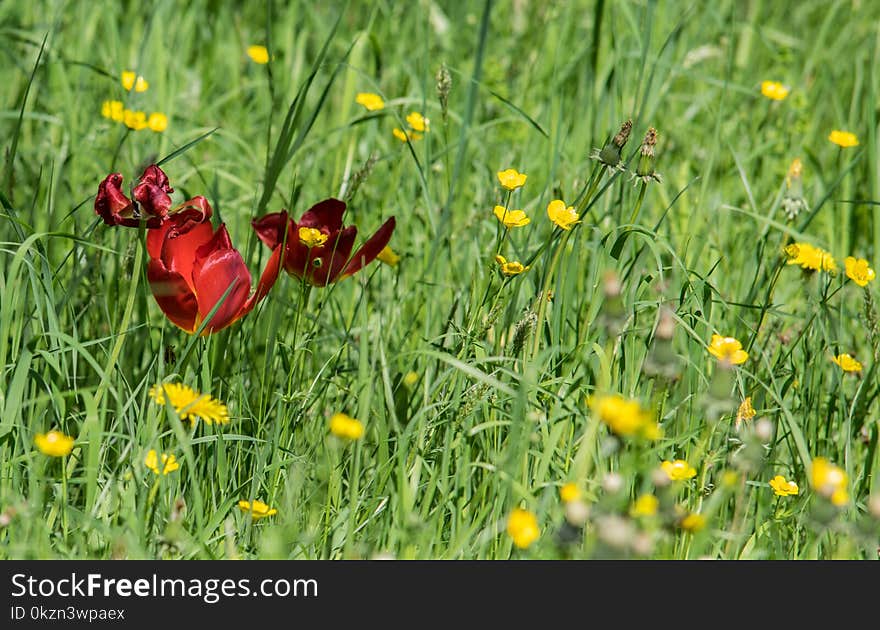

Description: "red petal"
190 225 252 333
239 245 283 318
252 211 290 250
340 217 396 279
95 173 134 226
146 258 199 333
133 165 174 217
316 227 357 285
298 198 346 232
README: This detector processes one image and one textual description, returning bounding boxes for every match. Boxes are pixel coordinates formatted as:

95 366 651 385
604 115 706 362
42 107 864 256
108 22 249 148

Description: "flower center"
299 227 328 248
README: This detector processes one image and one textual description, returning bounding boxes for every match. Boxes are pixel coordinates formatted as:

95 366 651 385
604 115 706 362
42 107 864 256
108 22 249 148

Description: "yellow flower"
392 127 422 142
810 457 848 506
121 71 149 92
298 226 328 248
149 383 230 425
377 245 400 267
832 353 862 373
760 80 789 101
144 450 180 475
497 168 528 191
707 334 749 365
506 508 539 549
559 483 581 503
238 499 277 519
101 100 125 122
680 513 706 532
769 475 799 497
329 413 365 440
123 109 148 131
630 494 659 517
495 254 529 277
828 130 858 148
735 396 756 428
246 45 269 64
147 112 168 133
661 459 697 481
786 158 803 185
784 243 837 273
405 111 429 133
546 199 579 230
844 256 875 287
355 92 385 111
493 205 530 228
34 431 74 457
403 371 419 387
589 394 654 437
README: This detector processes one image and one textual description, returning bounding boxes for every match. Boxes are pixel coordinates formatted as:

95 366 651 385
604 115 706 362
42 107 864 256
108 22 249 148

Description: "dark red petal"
252 211 290 250
133 165 174 218
146 258 199 333
190 225 252 333
298 198 346 232
316 226 357 285
238 245 283 319
340 217 396 279
95 173 134 226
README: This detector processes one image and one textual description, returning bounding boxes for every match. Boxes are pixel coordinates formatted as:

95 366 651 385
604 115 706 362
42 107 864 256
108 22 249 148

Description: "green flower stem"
629 182 648 224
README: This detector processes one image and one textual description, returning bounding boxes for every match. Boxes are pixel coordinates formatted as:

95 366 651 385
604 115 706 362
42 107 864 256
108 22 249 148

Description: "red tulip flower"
146 196 282 334
251 198 395 286
95 164 174 228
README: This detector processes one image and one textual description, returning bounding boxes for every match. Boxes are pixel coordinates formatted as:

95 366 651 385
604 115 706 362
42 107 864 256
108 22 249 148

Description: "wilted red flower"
95 164 174 228
252 198 395 286
146 196 282 334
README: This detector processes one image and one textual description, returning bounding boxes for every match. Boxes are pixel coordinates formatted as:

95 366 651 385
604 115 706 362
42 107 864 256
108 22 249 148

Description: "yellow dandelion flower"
493 205 530 228
497 168 528 191
828 130 858 148
123 109 148 131
784 242 837 273
661 459 697 481
559 483 581 503
630 494 659 517
238 499 277 519
707 334 749 365
844 256 875 287
769 475 799 497
246 45 269 64
735 396 756 428
355 92 385 112
377 245 401 267
810 457 848 506
149 383 230 425
298 226 328 248
121 71 149 92
506 508 539 549
680 513 706 532
832 353 862 373
329 413 365 440
494 254 529 277
147 112 168 133
546 199 579 230
144 450 180 475
34 431 74 457
405 111 429 133
760 80 789 101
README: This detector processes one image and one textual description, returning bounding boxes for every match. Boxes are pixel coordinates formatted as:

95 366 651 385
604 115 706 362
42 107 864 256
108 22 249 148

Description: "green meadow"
1 0 879 559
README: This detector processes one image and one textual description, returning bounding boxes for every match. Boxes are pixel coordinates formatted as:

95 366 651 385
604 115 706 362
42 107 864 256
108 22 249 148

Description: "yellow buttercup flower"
123 109 148 131
147 112 168 133
34 431 74 457
144 450 180 475
828 130 858 148
377 245 401 267
546 199 579 230
769 475 799 497
493 205 530 228
246 45 270 64
497 168 527 191
149 383 230 425
238 500 277 519
506 508 539 549
680 513 706 532
760 80 789 101
405 111 429 133
844 256 875 287
392 127 422 142
329 413 365 440
355 92 385 111
495 254 529 277
630 494 659 517
810 457 848 506
298 227 328 248
735 396 756 428
661 459 697 481
101 100 125 122
831 353 862 373
589 394 656 438
784 243 837 273
121 71 149 92
707 334 749 365
559 483 581 503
